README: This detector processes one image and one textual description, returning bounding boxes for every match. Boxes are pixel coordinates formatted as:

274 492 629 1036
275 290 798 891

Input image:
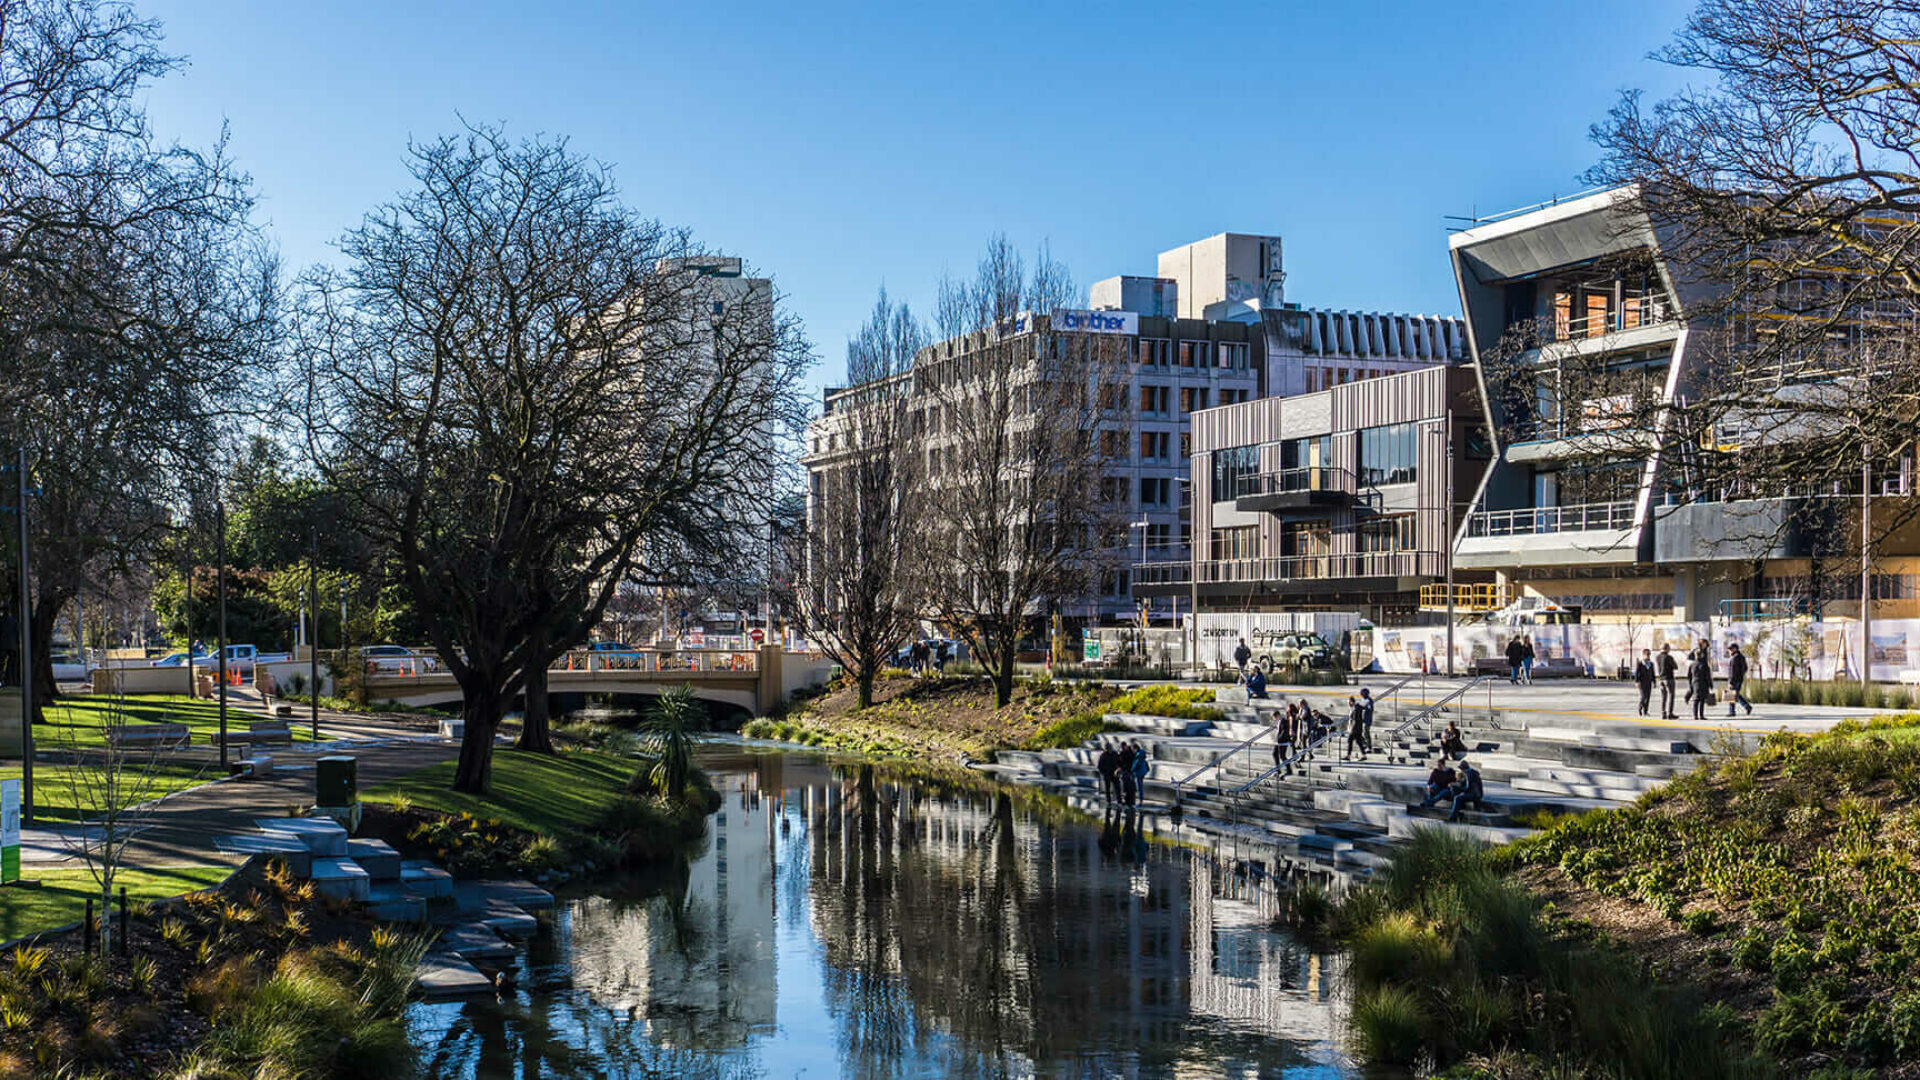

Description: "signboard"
1 779 19 884
1010 309 1139 336
1083 638 1101 662
749 627 765 645
687 628 707 649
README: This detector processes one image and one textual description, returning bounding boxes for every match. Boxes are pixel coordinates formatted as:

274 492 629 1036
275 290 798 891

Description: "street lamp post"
216 501 228 768
1445 409 1457 677
14 448 35 823
309 528 319 741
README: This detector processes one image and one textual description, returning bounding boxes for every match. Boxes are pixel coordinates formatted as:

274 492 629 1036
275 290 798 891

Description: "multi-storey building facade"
1138 364 1489 622
1449 186 1920 621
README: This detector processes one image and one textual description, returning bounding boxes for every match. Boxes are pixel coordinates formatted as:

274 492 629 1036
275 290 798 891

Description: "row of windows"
1208 515 1420 561
1359 422 1418 486
1128 338 1253 370
1308 366 1404 392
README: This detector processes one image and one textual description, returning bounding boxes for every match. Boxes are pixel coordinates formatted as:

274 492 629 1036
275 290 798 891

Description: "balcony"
1455 499 1641 569
1222 466 1363 514
1465 500 1635 538
1547 289 1674 343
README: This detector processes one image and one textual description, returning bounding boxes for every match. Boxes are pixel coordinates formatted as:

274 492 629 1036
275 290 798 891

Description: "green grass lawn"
0 760 215 821
34 694 319 750
0 864 232 942
362 749 636 839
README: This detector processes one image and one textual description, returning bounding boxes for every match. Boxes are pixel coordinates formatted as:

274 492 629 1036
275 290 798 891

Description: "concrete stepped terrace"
976 677 1756 871
217 813 555 999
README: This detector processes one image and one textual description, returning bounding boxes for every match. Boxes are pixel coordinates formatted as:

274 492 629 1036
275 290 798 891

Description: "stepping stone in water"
437 923 515 964
416 951 495 998
452 878 554 912
400 860 454 899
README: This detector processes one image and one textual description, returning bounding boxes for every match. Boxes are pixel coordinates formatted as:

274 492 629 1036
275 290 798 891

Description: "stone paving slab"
417 951 495 998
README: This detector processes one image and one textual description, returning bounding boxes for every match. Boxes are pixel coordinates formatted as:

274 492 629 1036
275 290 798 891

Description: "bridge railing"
361 648 761 679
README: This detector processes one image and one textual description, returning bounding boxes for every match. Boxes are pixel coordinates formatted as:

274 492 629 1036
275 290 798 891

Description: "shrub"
1755 987 1849 1057
1348 911 1453 989
1023 712 1121 750
1680 908 1718 936
1350 984 1430 1064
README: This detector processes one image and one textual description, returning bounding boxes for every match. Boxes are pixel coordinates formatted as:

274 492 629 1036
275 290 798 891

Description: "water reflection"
409 750 1353 1079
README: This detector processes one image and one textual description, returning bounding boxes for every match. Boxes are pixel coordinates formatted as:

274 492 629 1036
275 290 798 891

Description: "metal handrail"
1172 673 1421 801
1465 501 1635 538
1384 675 1497 744
1224 722 1339 797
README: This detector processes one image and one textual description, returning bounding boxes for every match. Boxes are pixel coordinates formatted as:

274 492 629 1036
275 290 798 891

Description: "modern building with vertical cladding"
1137 364 1490 623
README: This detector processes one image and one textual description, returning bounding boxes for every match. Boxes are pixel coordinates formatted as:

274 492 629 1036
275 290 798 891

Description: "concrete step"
254 817 349 857
347 838 403 880
308 857 371 901
1510 777 1644 802
1104 712 1213 737
1527 765 1661 791
214 833 313 876
452 878 555 913
436 923 515 964
416 951 495 998
401 860 454 898
1389 813 1530 846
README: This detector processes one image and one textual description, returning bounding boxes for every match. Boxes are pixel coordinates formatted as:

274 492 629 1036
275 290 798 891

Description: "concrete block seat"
400 860 454 898
228 755 274 779
347 838 403 880
308 857 371 901
108 723 190 749
214 832 313 876
254 816 349 857
219 721 294 748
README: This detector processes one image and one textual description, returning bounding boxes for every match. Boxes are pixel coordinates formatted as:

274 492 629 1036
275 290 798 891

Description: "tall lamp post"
13 448 35 823
216 501 228 768
308 527 319 741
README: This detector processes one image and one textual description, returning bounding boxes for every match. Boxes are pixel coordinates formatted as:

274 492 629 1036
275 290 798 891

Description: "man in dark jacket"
1423 762 1457 804
1726 643 1753 716
1657 642 1680 719
1233 639 1252 676
1272 704 1298 776
1634 649 1657 717
1117 743 1138 805
1505 636 1525 684
1689 643 1714 721
1359 688 1376 753
1096 745 1122 802
1342 697 1368 761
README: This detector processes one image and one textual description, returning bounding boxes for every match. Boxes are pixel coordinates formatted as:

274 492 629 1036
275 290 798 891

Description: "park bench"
1471 656 1585 679
217 720 293 748
228 754 274 779
106 723 190 749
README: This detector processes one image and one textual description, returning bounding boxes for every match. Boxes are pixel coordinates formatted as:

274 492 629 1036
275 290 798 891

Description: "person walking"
1117 742 1138 805
1273 703 1298 777
1342 696 1368 761
1128 742 1151 806
1233 638 1252 677
1689 643 1714 722
935 640 951 673
1726 643 1753 717
1505 636 1525 684
1657 642 1680 719
1096 744 1122 802
1634 648 1657 717
1520 635 1536 684
1358 687 1376 754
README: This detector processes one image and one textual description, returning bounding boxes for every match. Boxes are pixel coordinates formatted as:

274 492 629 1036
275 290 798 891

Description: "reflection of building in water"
799 773 1348 1075
566 770 783 1049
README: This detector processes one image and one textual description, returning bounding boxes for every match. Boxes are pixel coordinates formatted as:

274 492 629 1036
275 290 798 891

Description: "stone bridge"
362 646 830 717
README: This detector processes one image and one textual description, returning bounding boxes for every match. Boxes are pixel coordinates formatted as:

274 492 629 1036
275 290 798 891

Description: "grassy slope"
361 748 635 840
37 694 319 749
0 760 214 821
744 674 1218 760
1502 712 1920 1076
0 865 232 943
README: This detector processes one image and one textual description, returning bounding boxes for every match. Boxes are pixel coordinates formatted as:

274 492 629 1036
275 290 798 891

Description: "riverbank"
741 672 1215 760
1311 712 1920 1078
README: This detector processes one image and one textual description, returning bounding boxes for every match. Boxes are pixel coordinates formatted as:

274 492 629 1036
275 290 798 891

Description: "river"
407 746 1356 1078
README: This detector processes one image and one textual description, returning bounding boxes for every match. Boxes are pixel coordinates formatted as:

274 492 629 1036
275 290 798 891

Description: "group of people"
1261 689 1379 774
904 639 951 675
1503 634 1537 684
1419 757 1486 822
1631 640 1753 720
1095 740 1153 805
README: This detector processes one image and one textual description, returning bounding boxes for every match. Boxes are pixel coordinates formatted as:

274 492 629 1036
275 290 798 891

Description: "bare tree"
303 125 809 792
792 290 926 708
52 692 205 958
1547 0 1920 560
918 238 1124 707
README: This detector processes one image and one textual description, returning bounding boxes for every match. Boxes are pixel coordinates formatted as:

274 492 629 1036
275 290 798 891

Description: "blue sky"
139 0 1695 394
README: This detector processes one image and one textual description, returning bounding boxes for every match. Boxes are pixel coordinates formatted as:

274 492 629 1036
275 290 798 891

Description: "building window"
1100 430 1125 457
1358 514 1417 552
1211 444 1259 500
1178 341 1206 367
1210 526 1258 561
1217 342 1249 369
711 300 725 316
1140 477 1171 505
1282 435 1332 472
1179 387 1208 414
1138 384 1169 415
1140 431 1171 461
1138 338 1170 367
1101 476 1129 504
1359 422 1418 486
1179 431 1191 459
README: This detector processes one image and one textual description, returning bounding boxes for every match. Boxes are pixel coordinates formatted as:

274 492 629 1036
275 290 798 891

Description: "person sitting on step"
1439 721 1468 760
1423 761 1457 804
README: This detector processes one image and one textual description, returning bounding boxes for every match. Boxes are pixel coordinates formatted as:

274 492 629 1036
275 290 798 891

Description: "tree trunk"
28 591 70 723
993 641 1017 708
453 680 505 793
515 657 554 753
856 668 875 710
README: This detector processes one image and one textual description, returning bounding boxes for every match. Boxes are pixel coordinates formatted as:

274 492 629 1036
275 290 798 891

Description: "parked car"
361 644 425 674
586 640 645 668
152 651 211 668
1253 632 1338 671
